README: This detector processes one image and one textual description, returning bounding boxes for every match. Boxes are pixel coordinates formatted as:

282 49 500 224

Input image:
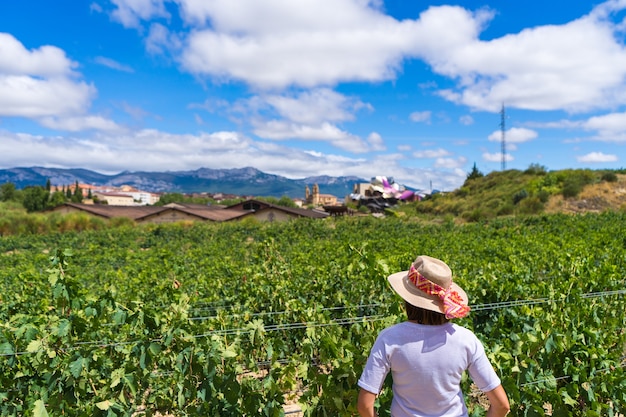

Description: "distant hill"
0 166 367 199
412 167 626 221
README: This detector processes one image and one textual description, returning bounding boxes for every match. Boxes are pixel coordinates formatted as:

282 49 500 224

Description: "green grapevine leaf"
560 391 578 407
96 400 114 410
26 339 43 353
33 400 49 417
69 356 89 378
0 342 14 355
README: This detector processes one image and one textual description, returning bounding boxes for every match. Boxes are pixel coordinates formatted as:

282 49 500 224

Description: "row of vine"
1 213 625 415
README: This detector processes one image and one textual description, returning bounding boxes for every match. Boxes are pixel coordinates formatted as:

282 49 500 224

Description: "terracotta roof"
54 202 261 222
260 205 329 219
164 202 227 210
162 206 249 221
52 201 329 222
57 203 162 219
226 199 329 219
94 192 134 198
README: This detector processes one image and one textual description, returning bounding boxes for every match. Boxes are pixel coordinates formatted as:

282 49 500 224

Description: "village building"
93 192 135 206
228 199 328 222
51 183 160 205
304 184 338 206
50 199 329 224
353 182 376 197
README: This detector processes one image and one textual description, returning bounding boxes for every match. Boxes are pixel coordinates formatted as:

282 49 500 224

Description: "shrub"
562 180 583 198
601 171 618 182
560 170 597 198
461 208 491 222
455 186 470 197
109 217 135 228
517 196 544 215
497 203 515 216
0 211 49 235
524 163 548 175
536 189 551 203
512 189 529 205
415 201 435 214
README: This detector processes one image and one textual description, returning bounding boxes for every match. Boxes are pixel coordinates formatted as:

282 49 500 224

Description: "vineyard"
1 213 625 416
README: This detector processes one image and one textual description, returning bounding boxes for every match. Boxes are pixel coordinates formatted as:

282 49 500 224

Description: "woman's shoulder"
450 323 478 336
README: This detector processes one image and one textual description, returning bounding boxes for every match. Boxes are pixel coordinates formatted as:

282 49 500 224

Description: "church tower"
312 184 320 205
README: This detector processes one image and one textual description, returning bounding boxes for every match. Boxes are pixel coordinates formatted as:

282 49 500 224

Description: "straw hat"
387 255 468 316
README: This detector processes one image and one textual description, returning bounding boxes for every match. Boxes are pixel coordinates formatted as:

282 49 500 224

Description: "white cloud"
434 156 467 169
459 115 474 125
534 111 626 142
90 2 103 13
176 0 422 88
0 33 77 77
582 111 626 142
214 89 379 152
367 132 386 151
39 116 121 132
145 23 182 55
109 0 170 29
107 0 626 115
252 120 371 152
94 56 134 73
0 33 135 132
121 102 150 121
483 152 513 163
488 127 538 143
413 148 450 158
0 75 95 118
262 88 370 124
584 112 626 131
409 111 432 124
428 2 626 112
577 151 618 163
0 33 97 120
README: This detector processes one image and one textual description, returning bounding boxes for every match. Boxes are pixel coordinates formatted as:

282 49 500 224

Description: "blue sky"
1 0 626 192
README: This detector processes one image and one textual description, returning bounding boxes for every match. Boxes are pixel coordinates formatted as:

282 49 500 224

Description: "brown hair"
405 301 449 325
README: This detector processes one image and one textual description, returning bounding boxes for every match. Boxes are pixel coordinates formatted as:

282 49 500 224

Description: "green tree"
524 163 547 175
257 196 298 208
22 186 50 212
48 191 67 208
464 162 484 183
277 195 298 208
155 192 187 206
0 182 17 201
71 180 83 203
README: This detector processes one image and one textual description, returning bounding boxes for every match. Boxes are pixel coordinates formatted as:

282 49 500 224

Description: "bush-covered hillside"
410 165 626 222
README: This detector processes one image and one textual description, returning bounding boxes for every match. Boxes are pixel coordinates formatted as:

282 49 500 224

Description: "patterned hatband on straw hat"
387 255 470 319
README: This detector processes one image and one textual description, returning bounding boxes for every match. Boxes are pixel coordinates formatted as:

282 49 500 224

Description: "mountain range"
0 166 368 199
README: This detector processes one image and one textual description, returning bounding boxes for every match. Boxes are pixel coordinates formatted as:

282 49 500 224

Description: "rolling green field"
1 213 625 416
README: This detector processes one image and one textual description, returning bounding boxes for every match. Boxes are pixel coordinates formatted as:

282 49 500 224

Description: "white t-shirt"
358 321 501 417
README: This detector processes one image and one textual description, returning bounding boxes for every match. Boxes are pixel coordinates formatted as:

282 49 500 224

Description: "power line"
189 303 383 321
189 289 626 320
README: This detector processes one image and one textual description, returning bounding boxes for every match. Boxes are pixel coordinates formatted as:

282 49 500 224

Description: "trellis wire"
1 289 623 357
